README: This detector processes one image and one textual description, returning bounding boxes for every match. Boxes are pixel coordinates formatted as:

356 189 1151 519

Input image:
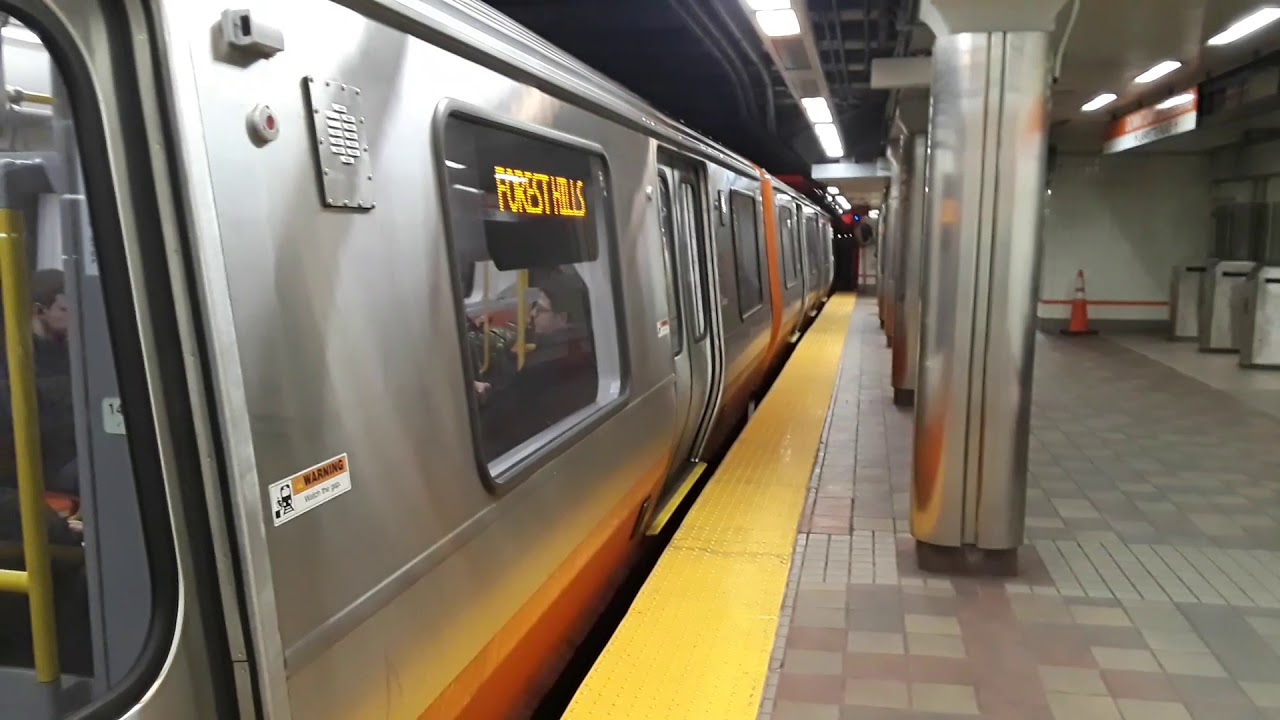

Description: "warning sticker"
657 318 671 337
269 453 352 527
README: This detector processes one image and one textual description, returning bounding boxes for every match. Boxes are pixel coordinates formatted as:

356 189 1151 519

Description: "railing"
0 208 60 682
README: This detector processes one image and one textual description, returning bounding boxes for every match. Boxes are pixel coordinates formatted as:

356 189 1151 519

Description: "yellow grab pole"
0 209 60 682
516 270 528 370
0 568 29 593
10 88 53 106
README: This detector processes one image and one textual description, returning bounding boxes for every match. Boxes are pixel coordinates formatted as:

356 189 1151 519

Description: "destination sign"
494 165 588 218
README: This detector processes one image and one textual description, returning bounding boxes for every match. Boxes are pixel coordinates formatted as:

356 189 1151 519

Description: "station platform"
562 296 1280 720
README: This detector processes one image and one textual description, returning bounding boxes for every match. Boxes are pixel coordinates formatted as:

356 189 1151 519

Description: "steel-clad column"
891 133 928 407
911 29 1052 571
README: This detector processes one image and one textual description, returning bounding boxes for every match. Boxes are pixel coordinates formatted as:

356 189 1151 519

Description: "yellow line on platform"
562 295 856 720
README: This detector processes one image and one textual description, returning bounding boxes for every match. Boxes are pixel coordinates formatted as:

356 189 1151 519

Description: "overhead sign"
1103 89 1198 154
493 166 587 218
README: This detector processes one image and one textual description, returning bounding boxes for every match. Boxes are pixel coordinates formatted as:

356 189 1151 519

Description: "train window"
778 205 798 289
657 176 682 356
729 190 763 317
0 16 170 715
678 182 708 341
441 115 623 476
804 214 820 285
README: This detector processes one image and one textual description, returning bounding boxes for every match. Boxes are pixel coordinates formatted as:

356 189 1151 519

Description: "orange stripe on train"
420 453 669 720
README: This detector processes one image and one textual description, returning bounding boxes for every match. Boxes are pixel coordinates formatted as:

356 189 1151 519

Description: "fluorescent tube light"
1134 60 1182 84
1081 92 1118 111
801 97 834 123
0 25 40 44
756 9 800 37
814 123 843 158
1208 8 1280 45
747 0 791 9
1155 93 1195 109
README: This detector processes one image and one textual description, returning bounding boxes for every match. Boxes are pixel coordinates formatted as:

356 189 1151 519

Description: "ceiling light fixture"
1080 92 1118 112
0 25 39 44
1208 7 1280 45
835 196 852 210
756 9 800 37
868 208 881 219
814 123 843 159
746 0 791 9
1155 92 1195 109
826 186 839 194
1134 60 1182 84
801 97 834 123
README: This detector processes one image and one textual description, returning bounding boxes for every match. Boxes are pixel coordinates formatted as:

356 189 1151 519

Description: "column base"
892 388 915 407
915 540 1019 577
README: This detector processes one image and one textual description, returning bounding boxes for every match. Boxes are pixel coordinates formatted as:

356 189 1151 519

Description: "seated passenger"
0 485 91 675
29 269 72 379
465 313 516 403
525 267 592 366
0 269 77 497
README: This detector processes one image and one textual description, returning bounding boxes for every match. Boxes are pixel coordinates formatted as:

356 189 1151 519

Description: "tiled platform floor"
758 301 1280 720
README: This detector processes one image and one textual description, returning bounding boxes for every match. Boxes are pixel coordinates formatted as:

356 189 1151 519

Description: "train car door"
656 160 715 469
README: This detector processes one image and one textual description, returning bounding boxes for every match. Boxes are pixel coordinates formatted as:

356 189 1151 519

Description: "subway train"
0 1 833 718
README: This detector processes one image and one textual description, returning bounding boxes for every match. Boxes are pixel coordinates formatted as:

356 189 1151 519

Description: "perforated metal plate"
304 76 375 210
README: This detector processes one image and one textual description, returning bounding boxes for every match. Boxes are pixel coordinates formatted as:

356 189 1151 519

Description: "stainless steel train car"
0 1 833 718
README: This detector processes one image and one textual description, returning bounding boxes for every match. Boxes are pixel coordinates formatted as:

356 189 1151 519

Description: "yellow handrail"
516 270 528 370
6 86 53 107
0 209 60 682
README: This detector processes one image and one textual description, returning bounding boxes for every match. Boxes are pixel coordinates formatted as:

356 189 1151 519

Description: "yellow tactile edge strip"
562 295 857 720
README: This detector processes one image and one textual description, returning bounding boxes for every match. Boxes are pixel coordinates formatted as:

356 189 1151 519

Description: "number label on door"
102 397 126 435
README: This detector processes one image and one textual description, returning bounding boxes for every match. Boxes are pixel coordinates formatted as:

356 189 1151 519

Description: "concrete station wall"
1038 153 1211 330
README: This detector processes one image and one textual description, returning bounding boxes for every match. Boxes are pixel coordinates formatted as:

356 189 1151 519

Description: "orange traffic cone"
1061 269 1097 336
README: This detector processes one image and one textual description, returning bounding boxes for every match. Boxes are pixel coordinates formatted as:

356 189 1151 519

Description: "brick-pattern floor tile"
1047 693 1123 720
1243 682 1280 709
907 632 965 658
844 679 909 709
772 700 840 720
782 649 843 676
1100 670 1179 702
777 673 844 704
846 631 904 655
1116 698 1193 720
1040 666 1108 695
911 682 979 714
1092 648 1161 672
757 303 1280 720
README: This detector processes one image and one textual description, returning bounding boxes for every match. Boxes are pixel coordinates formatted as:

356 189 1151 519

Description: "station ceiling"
484 0 915 182
1052 0 1280 150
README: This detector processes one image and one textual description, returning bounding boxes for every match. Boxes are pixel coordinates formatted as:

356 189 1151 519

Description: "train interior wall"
1039 153 1211 329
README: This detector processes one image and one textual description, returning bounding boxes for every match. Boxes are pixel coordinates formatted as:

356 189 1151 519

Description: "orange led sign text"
494 166 587 218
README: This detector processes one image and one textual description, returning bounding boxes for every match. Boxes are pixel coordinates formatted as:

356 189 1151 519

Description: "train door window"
441 114 623 478
0 16 172 715
729 190 763 317
656 176 682 356
788 209 803 286
804 214 820 286
778 205 797 289
678 181 708 341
